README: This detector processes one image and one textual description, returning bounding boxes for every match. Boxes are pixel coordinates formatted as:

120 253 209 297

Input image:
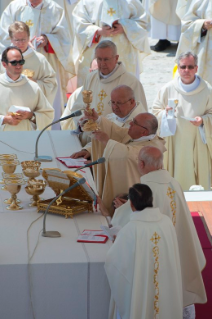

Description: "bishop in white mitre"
72 0 150 86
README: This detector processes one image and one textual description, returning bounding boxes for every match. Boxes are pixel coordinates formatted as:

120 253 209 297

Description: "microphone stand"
34 110 82 162
42 177 86 238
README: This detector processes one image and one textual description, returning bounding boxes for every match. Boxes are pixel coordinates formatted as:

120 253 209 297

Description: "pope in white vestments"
105 184 183 319
0 0 74 121
176 0 212 87
72 0 150 86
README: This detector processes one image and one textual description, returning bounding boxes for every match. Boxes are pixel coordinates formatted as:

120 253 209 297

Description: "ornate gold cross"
150 232 161 245
98 89 107 101
25 19 34 27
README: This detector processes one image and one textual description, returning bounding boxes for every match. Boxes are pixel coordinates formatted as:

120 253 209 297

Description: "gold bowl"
25 179 46 206
21 161 41 170
0 159 20 174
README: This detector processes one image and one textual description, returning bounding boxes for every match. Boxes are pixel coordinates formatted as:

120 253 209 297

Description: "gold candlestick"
81 90 99 132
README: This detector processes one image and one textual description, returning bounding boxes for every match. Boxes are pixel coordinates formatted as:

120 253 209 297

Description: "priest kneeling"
105 184 183 319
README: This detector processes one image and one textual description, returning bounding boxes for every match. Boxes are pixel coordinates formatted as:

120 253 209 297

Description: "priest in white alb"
71 111 166 212
0 47 54 131
176 0 212 86
0 21 57 105
143 0 181 51
103 146 206 318
0 0 75 123
72 0 150 86
105 183 183 319
153 51 212 190
62 41 148 126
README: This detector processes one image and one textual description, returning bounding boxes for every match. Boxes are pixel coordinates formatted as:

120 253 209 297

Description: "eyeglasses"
131 118 148 130
108 99 132 107
96 56 116 63
179 65 196 70
7 59 25 66
12 38 28 43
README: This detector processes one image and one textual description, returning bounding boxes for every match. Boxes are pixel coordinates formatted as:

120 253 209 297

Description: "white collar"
100 64 119 79
132 134 156 142
5 72 24 83
178 75 200 93
27 0 43 9
23 46 34 57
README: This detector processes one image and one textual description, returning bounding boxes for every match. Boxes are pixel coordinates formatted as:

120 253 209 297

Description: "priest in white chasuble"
61 41 148 127
0 21 57 105
176 0 212 87
110 147 206 313
143 0 181 51
0 0 75 123
105 184 183 319
72 0 150 86
153 51 212 190
0 47 54 131
71 111 166 212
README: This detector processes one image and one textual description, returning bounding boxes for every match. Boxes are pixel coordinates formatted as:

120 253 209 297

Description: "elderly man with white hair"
100 146 206 319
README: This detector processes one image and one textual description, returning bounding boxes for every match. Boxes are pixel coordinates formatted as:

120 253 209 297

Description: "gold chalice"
4 179 25 210
81 90 99 132
2 173 24 204
21 161 41 183
0 159 20 174
25 179 46 207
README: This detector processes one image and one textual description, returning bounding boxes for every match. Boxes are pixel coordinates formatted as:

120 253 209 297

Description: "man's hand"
165 105 176 116
92 130 109 145
15 110 34 120
3 115 21 126
36 35 48 48
112 23 124 35
70 149 91 159
113 197 128 209
190 116 203 127
84 108 99 121
97 25 115 37
203 19 212 30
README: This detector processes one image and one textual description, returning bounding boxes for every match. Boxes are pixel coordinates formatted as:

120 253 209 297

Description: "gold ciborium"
0 154 17 160
25 180 46 206
21 161 41 183
4 179 25 210
2 173 24 204
81 90 99 132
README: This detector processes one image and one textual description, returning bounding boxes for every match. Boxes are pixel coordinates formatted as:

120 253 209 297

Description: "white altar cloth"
0 131 111 319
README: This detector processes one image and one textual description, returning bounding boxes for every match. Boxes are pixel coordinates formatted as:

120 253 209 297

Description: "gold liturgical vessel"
82 90 99 132
37 168 96 218
4 179 25 210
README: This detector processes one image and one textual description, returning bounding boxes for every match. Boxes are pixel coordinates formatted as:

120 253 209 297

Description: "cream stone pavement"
141 38 178 111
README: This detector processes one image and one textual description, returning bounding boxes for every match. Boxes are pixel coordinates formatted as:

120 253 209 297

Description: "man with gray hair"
62 40 148 126
153 51 212 190
106 146 206 319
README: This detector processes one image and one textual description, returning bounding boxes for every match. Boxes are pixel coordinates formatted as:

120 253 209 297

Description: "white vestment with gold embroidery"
0 0 74 119
72 0 150 86
112 169 207 308
105 207 183 319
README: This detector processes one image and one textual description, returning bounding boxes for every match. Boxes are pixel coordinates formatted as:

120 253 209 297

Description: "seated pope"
0 46 54 131
61 40 148 130
71 109 166 212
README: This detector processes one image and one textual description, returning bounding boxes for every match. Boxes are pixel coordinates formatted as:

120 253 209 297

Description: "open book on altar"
37 168 97 218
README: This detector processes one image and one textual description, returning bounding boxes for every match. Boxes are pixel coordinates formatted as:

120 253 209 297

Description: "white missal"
181 116 196 121
100 225 122 241
8 105 31 113
77 235 106 242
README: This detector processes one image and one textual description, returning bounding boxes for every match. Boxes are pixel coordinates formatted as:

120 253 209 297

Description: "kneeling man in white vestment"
0 46 54 131
105 183 183 319
107 146 207 318
153 51 212 190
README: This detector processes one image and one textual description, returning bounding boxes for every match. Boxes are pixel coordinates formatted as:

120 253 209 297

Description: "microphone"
42 177 86 238
34 110 83 162
74 157 105 172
